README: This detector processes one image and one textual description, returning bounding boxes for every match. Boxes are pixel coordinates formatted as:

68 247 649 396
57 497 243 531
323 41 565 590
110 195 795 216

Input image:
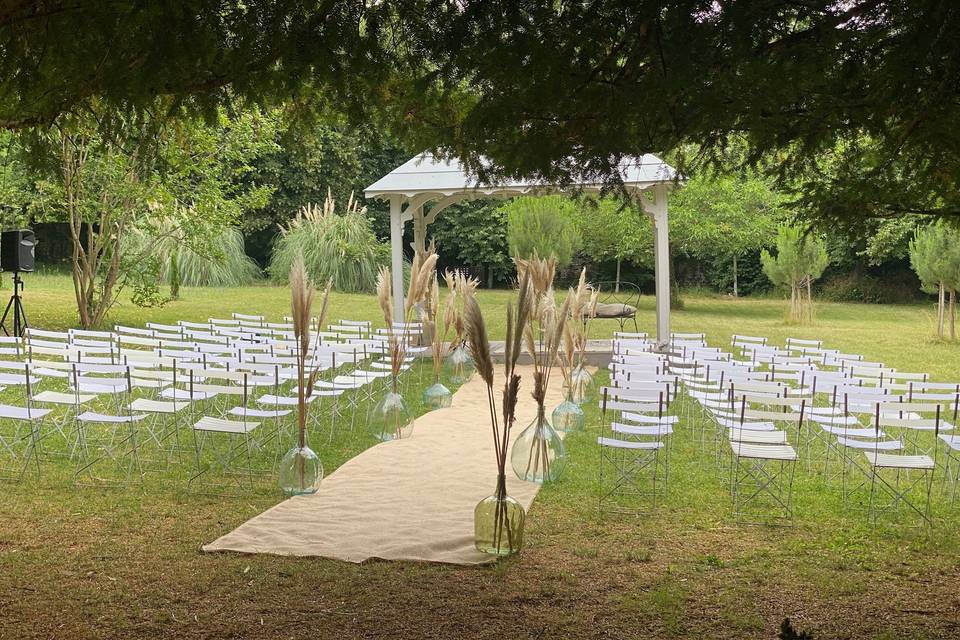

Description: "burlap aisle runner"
202 365 566 564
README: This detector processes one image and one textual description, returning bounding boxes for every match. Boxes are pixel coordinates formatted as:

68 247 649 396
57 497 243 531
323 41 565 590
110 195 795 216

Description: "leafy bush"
503 195 580 267
817 270 920 304
268 193 389 292
703 251 770 296
761 226 829 322
168 227 262 287
428 200 513 285
125 223 261 298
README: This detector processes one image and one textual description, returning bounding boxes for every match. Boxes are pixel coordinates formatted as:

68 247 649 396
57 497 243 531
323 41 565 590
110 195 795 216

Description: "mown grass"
1 274 959 639
20 272 960 377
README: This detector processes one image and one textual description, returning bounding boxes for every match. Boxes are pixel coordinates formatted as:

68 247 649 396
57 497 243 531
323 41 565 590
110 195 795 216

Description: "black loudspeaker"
1 230 36 272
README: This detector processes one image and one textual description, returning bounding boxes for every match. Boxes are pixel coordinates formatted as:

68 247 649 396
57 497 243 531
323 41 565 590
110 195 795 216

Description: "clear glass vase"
552 392 585 433
369 387 414 441
510 407 566 483
474 485 525 556
444 343 475 385
278 445 323 495
423 380 453 410
565 365 594 405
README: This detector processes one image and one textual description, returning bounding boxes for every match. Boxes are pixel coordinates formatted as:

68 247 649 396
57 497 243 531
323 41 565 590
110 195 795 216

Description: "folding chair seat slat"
194 417 259 434
611 422 673 437
597 436 664 450
33 391 97 405
129 399 190 414
863 451 934 469
0 404 52 420
836 436 903 451
729 429 789 445
729 442 797 461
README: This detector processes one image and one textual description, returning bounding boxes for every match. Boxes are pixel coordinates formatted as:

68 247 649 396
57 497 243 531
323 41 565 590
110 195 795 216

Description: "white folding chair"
598 389 671 513
726 394 804 524
0 363 50 479
73 367 149 486
842 400 942 526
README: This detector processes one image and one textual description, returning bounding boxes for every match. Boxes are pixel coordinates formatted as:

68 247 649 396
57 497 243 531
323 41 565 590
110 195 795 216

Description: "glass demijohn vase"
369 378 414 441
444 342 475 385
422 379 453 410
474 481 525 556
565 365 595 405
510 406 566 483
551 391 585 432
278 445 323 495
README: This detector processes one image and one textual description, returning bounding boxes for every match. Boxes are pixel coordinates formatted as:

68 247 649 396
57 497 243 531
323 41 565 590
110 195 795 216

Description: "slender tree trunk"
615 258 621 293
63 136 91 328
939 283 946 338
789 283 798 322
170 251 181 300
732 254 738 297
487 266 493 290
951 289 957 340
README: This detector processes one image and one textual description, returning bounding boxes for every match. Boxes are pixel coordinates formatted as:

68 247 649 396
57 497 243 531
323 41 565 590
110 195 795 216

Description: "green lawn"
20 272 960 380
2 275 960 639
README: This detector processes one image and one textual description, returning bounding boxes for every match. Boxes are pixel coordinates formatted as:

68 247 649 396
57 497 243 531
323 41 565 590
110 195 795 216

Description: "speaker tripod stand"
1 272 28 338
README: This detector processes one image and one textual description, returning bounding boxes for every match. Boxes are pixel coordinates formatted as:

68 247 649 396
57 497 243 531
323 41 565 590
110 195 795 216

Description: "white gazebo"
364 152 678 347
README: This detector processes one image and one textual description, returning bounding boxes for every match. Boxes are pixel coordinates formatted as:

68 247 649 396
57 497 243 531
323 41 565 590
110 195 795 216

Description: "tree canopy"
503 196 580 268
391 1 960 227
575 199 653 269
761 226 829 323
3 2 960 228
909 221 960 338
20 104 277 326
0 2 385 129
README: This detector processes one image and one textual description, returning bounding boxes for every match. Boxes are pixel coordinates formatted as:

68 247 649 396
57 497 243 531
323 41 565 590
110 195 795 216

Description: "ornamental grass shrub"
268 192 389 293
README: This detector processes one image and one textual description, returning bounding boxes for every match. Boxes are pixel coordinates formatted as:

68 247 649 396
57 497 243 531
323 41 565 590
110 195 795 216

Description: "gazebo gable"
365 151 676 349
364 152 677 202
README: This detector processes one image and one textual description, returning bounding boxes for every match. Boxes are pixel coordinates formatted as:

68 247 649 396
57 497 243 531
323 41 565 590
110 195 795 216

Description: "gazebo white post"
648 184 671 350
389 196 405 322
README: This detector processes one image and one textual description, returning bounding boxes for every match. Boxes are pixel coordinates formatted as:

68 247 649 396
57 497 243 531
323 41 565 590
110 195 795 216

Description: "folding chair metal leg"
73 423 143 487
730 456 796 525
598 441 667 515
189 426 259 494
0 420 40 482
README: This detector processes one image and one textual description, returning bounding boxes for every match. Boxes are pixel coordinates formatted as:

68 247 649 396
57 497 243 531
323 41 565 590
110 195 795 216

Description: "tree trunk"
487 266 494 290
169 250 181 300
615 258 621 293
939 283 946 338
807 276 814 324
951 289 957 340
732 254 738 297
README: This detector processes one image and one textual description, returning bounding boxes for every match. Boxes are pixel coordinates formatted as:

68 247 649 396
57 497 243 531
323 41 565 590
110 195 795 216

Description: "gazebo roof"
364 152 676 201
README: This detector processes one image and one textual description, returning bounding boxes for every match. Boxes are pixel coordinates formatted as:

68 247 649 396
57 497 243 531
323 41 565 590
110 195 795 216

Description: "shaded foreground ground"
3 450 960 640
2 279 960 638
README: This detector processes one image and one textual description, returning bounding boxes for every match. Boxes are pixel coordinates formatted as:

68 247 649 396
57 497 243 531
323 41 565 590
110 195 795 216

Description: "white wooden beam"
402 194 434 223
643 185 671 349
423 194 468 225
389 196 406 322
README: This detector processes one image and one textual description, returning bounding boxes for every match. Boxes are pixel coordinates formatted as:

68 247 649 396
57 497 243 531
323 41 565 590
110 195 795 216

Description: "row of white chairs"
0 315 426 490
600 332 958 526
